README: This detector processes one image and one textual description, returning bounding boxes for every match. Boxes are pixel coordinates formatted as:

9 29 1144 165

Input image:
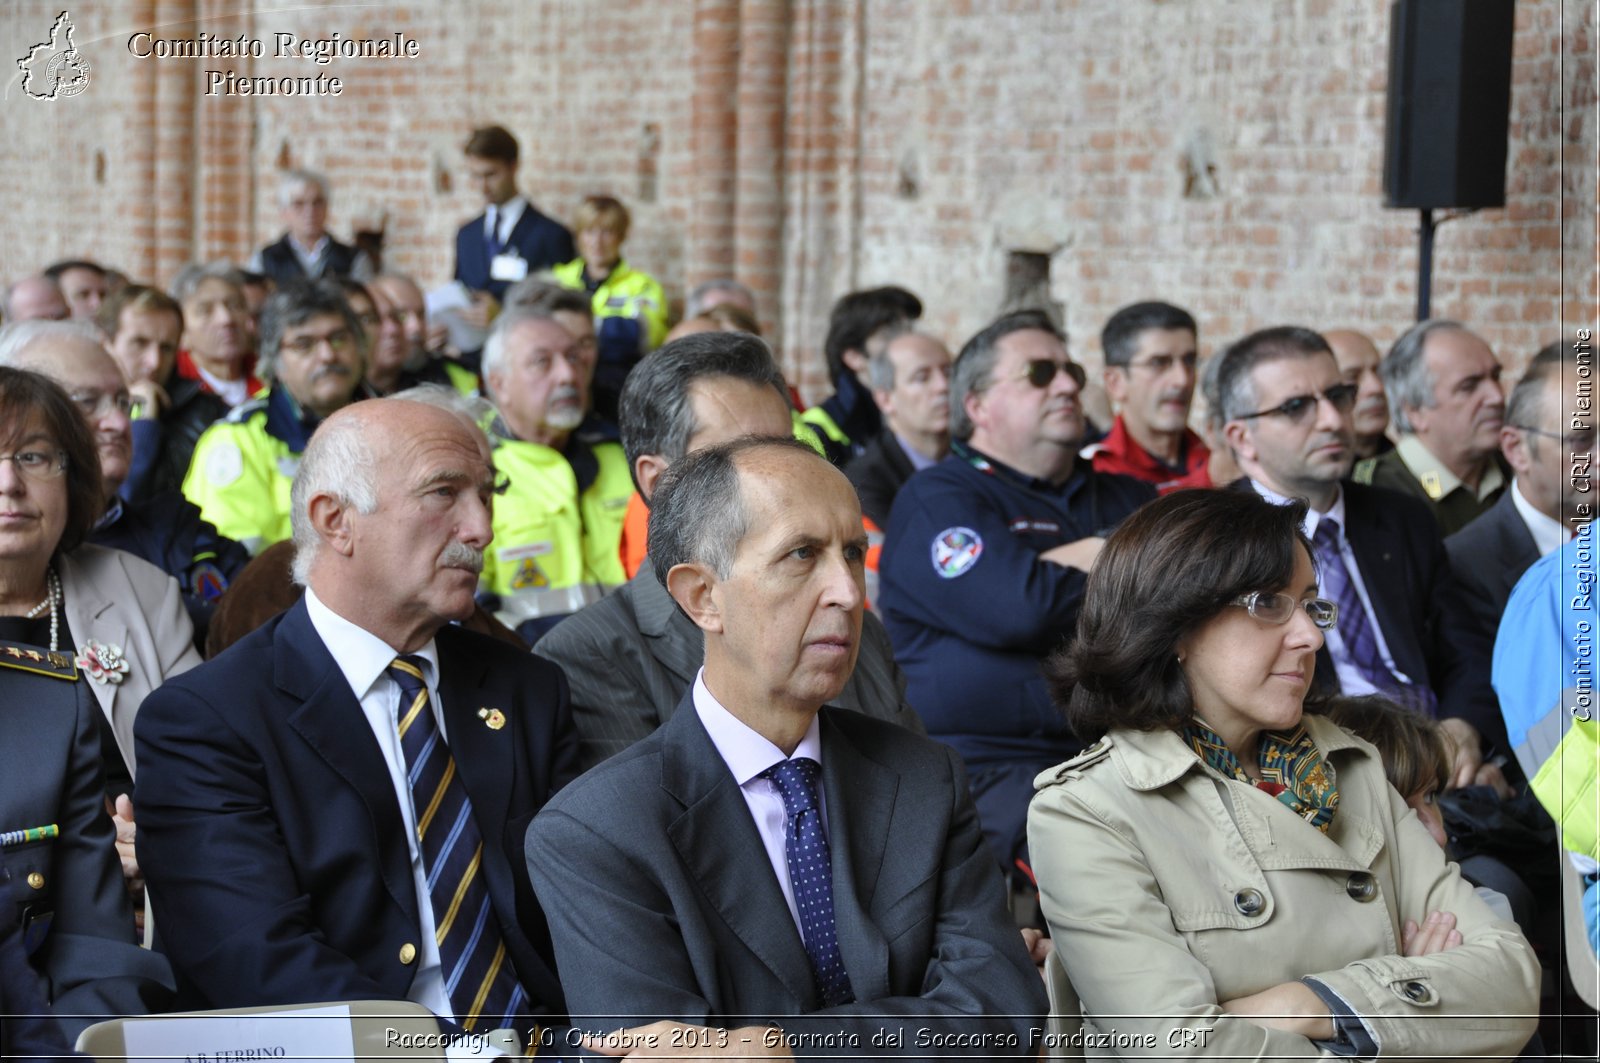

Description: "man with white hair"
479 305 632 641
137 396 577 1034
3 273 69 322
250 169 373 285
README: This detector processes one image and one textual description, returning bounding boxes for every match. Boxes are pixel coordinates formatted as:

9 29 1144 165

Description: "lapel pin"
478 707 506 730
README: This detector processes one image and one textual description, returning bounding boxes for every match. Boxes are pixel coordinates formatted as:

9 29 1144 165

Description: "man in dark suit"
537 331 923 770
844 330 952 528
529 437 1045 1052
455 125 575 304
251 170 371 285
137 396 576 1036
1447 342 1588 653
1217 326 1502 785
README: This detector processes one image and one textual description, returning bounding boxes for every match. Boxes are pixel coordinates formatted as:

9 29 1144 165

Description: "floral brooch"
75 640 129 686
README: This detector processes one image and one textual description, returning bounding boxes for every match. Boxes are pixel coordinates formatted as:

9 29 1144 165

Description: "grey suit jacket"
60 543 203 778
526 697 1046 1054
1444 488 1542 660
535 558 923 770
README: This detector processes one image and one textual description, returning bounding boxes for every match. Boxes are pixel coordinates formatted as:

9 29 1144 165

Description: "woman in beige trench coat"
1028 490 1538 1061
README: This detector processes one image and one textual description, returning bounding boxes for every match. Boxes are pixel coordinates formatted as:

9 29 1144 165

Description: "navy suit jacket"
1311 482 1502 747
1443 488 1542 661
527 694 1046 1054
454 205 575 301
135 599 577 1023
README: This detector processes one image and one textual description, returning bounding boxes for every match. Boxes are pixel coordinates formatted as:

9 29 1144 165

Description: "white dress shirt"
303 589 453 1020
692 669 827 937
1510 477 1570 558
486 196 527 248
1250 481 1416 696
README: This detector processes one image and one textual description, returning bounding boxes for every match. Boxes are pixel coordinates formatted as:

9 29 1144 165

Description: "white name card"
122 1003 357 1063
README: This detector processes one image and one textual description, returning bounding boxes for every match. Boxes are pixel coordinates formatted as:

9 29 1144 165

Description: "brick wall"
1 0 1592 397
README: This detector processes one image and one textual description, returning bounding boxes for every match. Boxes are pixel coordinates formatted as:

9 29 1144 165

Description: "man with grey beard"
136 396 578 1032
479 306 633 641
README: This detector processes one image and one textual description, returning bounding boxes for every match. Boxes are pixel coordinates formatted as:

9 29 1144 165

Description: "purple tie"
762 758 854 1007
1312 520 1438 716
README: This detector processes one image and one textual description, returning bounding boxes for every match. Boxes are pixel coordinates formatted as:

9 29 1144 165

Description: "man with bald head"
4 274 69 322
1325 329 1392 459
138 396 576 1034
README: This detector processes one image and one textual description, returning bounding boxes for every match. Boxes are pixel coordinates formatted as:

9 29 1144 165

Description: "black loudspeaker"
1383 0 1516 210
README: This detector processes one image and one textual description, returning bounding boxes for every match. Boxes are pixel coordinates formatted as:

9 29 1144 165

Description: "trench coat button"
26 872 44 890
399 942 417 965
1400 980 1434 1004
1345 872 1377 902
1233 888 1264 916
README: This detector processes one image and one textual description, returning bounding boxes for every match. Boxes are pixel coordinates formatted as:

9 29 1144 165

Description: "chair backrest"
75 1000 454 1062
1557 829 1599 1010
1042 946 1086 1061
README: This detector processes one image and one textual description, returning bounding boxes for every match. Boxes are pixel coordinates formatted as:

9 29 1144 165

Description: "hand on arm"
108 793 144 934
1219 981 1334 1040
1039 537 1105 572
128 379 169 419
1437 717 1484 790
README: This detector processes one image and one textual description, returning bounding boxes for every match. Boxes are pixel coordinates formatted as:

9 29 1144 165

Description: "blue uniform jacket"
878 446 1155 763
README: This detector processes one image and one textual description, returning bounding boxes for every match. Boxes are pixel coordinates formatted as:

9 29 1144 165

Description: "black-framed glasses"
1232 591 1338 630
1126 352 1198 375
1510 424 1598 452
0 448 69 481
1235 383 1358 424
1001 359 1087 390
283 329 356 356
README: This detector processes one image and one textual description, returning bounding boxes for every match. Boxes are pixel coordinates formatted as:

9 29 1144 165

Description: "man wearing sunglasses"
877 310 1155 884
1216 325 1501 792
1354 320 1509 536
1084 300 1210 493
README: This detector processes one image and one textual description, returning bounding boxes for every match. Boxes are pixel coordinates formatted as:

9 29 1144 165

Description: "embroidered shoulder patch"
931 527 984 579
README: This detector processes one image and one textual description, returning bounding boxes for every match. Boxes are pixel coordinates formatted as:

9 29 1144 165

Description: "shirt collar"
1107 715 1367 792
488 196 527 240
1247 478 1345 540
264 384 323 452
954 440 1086 497
1395 434 1505 502
692 669 823 787
893 430 942 472
93 497 124 532
304 587 441 703
1511 477 1569 557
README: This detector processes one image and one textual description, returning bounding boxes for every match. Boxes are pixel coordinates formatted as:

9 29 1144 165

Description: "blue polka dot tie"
762 757 854 1007
388 656 527 1029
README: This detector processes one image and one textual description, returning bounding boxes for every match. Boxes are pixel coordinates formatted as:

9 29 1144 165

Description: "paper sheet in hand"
121 1003 356 1063
427 281 487 352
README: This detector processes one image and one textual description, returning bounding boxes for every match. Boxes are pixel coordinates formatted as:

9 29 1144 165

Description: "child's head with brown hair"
1316 694 1452 848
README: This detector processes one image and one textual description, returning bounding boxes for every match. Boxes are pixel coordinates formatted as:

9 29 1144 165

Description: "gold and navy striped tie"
388 655 526 1030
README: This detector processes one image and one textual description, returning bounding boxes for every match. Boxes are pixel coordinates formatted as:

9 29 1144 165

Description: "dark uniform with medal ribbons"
0 628 172 1041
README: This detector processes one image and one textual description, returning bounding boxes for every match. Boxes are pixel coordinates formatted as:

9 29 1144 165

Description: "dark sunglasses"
1004 359 1087 390
1236 382 1358 424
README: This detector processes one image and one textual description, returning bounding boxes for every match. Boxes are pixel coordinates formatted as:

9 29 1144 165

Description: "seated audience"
1325 328 1393 458
1356 320 1509 535
479 306 630 641
529 437 1047 1048
845 329 952 529
1084 300 1209 491
0 367 181 1036
100 283 230 503
3 274 70 323
170 261 262 410
1448 341 1590 653
552 194 668 422
536 331 922 771
43 260 109 321
370 272 480 396
797 286 922 466
0 321 247 649
878 309 1154 876
137 396 576 1031
1216 326 1501 783
250 169 373 284
1030 488 1538 1059
184 280 367 553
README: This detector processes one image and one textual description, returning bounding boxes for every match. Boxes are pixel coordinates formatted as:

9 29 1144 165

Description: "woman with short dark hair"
1029 488 1538 1060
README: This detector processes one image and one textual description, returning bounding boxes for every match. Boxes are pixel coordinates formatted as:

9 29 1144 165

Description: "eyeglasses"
1235 383 1358 424
0 448 68 481
1231 591 1338 630
1510 424 1598 452
69 390 134 419
282 329 356 356
1000 359 1088 390
1126 353 1198 375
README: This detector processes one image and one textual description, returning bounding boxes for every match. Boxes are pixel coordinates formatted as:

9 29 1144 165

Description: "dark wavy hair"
0 367 104 557
1049 488 1312 742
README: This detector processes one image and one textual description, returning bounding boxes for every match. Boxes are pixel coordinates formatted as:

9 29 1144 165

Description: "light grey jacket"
1028 714 1538 1060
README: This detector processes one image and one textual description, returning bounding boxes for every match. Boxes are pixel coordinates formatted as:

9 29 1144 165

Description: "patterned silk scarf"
1183 719 1341 833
